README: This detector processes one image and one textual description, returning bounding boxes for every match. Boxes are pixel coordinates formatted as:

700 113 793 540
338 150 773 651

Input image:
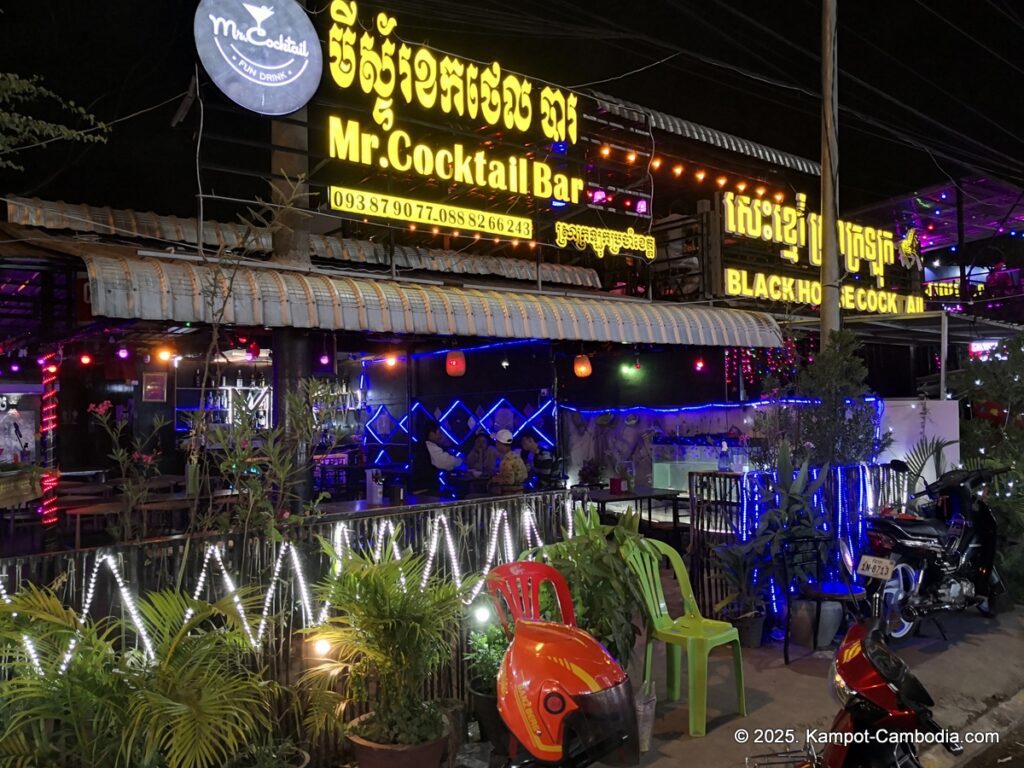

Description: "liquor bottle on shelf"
235 369 244 388
193 368 202 388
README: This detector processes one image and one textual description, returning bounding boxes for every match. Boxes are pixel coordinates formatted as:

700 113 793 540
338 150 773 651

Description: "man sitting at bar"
521 434 560 490
465 432 499 476
411 421 464 497
489 429 528 493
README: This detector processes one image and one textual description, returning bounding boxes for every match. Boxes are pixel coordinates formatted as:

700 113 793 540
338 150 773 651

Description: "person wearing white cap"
489 428 527 493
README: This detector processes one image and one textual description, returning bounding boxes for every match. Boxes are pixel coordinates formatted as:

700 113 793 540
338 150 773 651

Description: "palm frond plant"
0 583 275 768
903 435 958 497
301 537 475 752
746 442 830 588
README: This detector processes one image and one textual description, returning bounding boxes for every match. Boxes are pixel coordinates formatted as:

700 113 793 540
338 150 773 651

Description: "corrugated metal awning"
6 196 602 289
591 92 821 177
82 253 782 348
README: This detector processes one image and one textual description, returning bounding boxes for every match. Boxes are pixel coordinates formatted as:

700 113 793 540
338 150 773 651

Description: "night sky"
1 1 1021 217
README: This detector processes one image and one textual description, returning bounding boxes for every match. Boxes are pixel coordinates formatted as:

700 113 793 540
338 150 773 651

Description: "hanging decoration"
445 350 466 377
573 354 592 378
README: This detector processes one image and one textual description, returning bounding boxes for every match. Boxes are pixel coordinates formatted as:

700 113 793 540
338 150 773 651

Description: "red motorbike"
750 596 963 768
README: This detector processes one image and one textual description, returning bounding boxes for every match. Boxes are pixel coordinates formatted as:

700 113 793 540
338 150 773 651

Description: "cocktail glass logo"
195 0 323 116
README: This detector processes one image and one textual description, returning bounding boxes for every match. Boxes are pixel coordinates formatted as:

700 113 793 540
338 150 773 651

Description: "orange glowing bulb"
774 192 785 203
600 145 611 158
385 355 398 368
755 186 766 197
695 170 706 182
431 226 439 234
736 181 748 192
651 157 662 170
672 164 684 176
474 233 481 240
409 223 417 231
716 175 728 187
453 230 460 237
157 348 173 362
626 151 637 163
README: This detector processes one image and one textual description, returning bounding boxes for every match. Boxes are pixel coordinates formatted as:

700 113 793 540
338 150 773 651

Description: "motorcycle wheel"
881 561 920 642
978 566 1004 618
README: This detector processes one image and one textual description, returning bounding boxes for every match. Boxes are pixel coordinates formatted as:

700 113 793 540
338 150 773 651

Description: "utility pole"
819 0 841 350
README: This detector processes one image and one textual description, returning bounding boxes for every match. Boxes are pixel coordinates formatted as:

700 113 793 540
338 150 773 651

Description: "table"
56 482 113 497
575 486 684 530
66 500 127 549
115 475 185 492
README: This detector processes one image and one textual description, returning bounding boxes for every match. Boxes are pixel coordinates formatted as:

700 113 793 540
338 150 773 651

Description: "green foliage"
464 623 510 696
224 741 307 768
88 401 168 541
302 540 474 746
0 585 274 768
523 507 645 669
0 73 108 170
201 379 346 535
745 442 830 586
956 334 1024 599
903 435 958 495
793 330 890 466
712 543 766 618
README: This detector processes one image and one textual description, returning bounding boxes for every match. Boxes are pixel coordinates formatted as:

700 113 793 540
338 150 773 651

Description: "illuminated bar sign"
329 186 532 239
555 222 655 260
722 191 925 314
325 1 588 237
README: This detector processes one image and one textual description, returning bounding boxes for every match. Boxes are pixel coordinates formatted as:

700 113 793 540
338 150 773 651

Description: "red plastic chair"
486 562 576 635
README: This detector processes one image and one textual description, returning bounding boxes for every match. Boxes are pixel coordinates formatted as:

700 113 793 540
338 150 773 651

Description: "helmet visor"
563 679 640 766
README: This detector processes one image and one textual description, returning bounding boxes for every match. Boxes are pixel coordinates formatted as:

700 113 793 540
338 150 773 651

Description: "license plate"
857 555 895 581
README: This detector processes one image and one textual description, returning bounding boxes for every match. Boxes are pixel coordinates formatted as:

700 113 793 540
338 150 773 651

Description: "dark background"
1 2 1021 216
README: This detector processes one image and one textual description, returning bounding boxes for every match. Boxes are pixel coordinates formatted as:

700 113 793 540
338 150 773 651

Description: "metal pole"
939 311 948 400
819 0 841 350
957 185 967 308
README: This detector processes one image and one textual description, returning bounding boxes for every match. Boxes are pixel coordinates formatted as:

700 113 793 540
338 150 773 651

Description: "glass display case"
651 434 750 492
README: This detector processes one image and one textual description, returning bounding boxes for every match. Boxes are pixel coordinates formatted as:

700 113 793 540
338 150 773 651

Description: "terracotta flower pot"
347 713 450 768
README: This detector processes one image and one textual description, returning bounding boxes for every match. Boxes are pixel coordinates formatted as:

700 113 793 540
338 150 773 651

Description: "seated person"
465 432 499 476
521 434 561 490
410 420 464 496
489 429 527 493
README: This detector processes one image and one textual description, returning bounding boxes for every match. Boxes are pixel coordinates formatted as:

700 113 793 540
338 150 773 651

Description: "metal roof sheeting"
591 92 821 177
6 196 602 289
82 253 782 348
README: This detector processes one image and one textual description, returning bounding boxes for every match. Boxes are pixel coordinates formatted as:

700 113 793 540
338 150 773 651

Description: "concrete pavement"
633 609 1024 767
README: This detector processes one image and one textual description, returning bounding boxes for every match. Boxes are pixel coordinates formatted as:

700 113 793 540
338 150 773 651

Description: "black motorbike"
863 463 1008 640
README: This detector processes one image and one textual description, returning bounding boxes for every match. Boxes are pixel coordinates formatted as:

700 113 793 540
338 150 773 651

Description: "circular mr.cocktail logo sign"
194 0 323 116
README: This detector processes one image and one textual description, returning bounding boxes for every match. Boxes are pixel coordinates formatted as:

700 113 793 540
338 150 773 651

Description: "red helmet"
497 620 639 766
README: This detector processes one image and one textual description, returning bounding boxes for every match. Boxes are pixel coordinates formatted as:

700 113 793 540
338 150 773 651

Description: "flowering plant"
89 400 167 542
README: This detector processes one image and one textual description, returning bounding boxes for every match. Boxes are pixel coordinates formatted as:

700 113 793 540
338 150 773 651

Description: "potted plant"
464 622 511 755
303 540 474 768
523 507 646 670
746 442 840 647
713 543 767 647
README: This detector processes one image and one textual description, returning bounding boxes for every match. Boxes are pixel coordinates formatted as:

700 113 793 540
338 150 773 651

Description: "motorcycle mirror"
889 460 909 473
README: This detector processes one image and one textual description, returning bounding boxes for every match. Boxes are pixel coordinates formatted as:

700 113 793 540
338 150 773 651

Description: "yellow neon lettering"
435 148 453 180
329 116 377 164
387 130 412 172
533 163 552 199
329 185 533 239
726 268 744 296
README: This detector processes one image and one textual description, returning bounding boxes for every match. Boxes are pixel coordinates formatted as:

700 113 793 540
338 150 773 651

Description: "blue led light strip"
560 395 878 417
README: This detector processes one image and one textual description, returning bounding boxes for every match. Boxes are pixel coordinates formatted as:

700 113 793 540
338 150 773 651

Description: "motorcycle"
747 596 963 768
862 463 1009 640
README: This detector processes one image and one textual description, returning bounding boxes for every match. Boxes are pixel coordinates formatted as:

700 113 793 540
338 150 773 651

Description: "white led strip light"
2 502 573 668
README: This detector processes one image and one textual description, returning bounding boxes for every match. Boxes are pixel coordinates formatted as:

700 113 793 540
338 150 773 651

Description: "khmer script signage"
195 0 323 116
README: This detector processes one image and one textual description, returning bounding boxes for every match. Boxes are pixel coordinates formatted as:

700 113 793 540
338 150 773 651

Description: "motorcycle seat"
872 517 947 540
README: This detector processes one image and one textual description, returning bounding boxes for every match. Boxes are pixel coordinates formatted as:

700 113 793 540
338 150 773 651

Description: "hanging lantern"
573 354 592 378
445 350 466 377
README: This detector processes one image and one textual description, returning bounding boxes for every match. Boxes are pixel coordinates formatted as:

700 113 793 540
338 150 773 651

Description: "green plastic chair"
622 537 746 736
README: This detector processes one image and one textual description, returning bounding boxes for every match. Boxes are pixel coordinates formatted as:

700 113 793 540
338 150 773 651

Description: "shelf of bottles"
174 365 272 433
